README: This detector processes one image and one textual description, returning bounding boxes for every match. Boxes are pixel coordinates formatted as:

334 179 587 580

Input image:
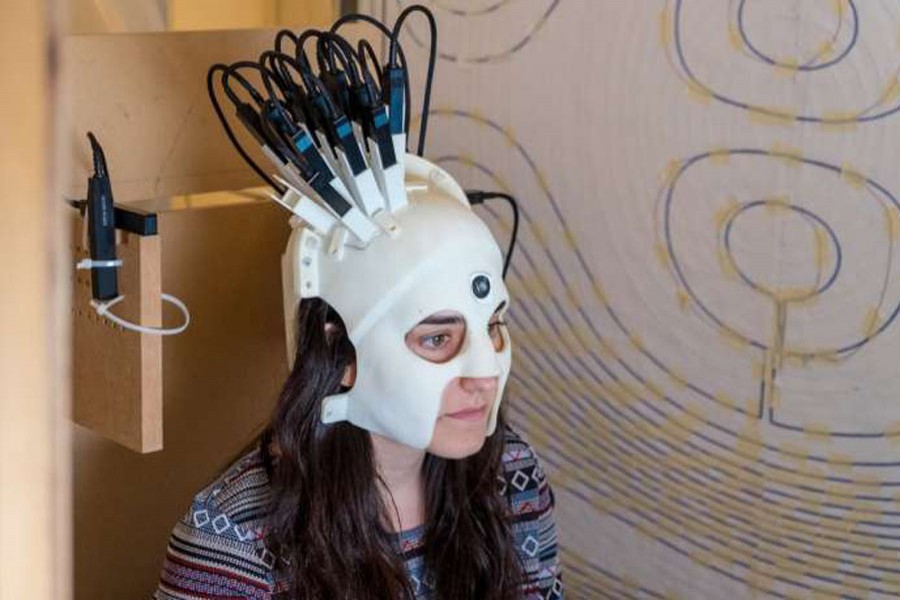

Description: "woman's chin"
427 418 489 459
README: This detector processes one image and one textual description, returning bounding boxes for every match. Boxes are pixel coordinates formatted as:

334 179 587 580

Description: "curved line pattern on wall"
663 0 900 124
427 108 900 599
393 0 560 63
654 148 900 438
429 0 512 17
734 0 858 71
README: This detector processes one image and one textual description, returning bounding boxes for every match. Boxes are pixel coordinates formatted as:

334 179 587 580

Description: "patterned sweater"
154 427 563 599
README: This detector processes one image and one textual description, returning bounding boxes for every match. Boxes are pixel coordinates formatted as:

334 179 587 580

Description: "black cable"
318 34 339 73
259 100 300 166
316 32 359 85
295 33 351 124
317 33 357 80
265 50 308 89
87 131 108 178
315 33 363 121
266 49 343 144
308 71 342 118
297 31 347 133
264 51 313 101
274 29 298 54
331 13 412 147
387 9 410 68
256 62 298 148
392 5 437 156
324 32 382 99
296 29 326 91
270 31 300 93
221 61 268 107
331 12 400 64
227 60 298 153
262 50 318 128
262 49 295 99
207 63 284 193
258 53 290 106
358 39 382 83
465 191 519 279
353 38 383 113
330 13 411 81
207 12 431 193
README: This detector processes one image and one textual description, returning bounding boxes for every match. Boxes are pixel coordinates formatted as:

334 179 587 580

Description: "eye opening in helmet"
404 301 507 363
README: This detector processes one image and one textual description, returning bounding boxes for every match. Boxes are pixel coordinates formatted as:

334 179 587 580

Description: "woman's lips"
445 406 487 421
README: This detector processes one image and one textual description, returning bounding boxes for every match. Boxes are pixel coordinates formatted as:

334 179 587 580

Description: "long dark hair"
258 297 523 599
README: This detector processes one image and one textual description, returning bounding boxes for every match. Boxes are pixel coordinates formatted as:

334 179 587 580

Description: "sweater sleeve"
502 428 564 599
153 495 275 599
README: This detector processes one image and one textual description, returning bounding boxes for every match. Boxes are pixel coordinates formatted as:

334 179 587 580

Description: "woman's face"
403 305 508 459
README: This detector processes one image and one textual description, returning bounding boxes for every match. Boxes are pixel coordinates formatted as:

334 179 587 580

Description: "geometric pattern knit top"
153 426 563 599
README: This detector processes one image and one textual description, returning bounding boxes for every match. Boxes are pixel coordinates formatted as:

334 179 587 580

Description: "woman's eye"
421 333 449 349
405 314 466 363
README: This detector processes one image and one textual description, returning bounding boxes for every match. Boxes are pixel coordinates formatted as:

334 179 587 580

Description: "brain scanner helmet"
282 154 512 449
206 8 512 449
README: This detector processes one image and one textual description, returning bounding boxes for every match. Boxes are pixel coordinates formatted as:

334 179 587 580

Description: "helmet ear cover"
281 156 512 449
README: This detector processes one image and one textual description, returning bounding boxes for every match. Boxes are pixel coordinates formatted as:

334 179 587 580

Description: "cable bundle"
206 5 437 246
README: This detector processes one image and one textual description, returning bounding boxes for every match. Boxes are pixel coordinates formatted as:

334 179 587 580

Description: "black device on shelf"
85 132 118 301
68 133 159 301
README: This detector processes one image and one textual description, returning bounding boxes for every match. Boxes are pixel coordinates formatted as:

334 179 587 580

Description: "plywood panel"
71 216 163 453
168 0 336 31
69 0 167 34
65 29 285 204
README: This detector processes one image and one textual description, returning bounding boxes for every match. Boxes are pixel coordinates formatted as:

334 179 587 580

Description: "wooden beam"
0 1 70 599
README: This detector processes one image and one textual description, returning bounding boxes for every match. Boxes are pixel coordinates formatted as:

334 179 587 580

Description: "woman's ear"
324 320 355 387
341 361 357 387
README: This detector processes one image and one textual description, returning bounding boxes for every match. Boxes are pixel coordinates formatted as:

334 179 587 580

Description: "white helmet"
282 155 511 449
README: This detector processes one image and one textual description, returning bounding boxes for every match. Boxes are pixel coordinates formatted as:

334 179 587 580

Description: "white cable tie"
76 258 123 270
89 292 191 336
91 294 124 316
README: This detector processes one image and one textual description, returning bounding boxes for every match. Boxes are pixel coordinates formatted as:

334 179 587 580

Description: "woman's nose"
459 376 499 394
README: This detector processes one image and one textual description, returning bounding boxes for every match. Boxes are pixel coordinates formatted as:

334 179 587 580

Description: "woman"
154 159 562 599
